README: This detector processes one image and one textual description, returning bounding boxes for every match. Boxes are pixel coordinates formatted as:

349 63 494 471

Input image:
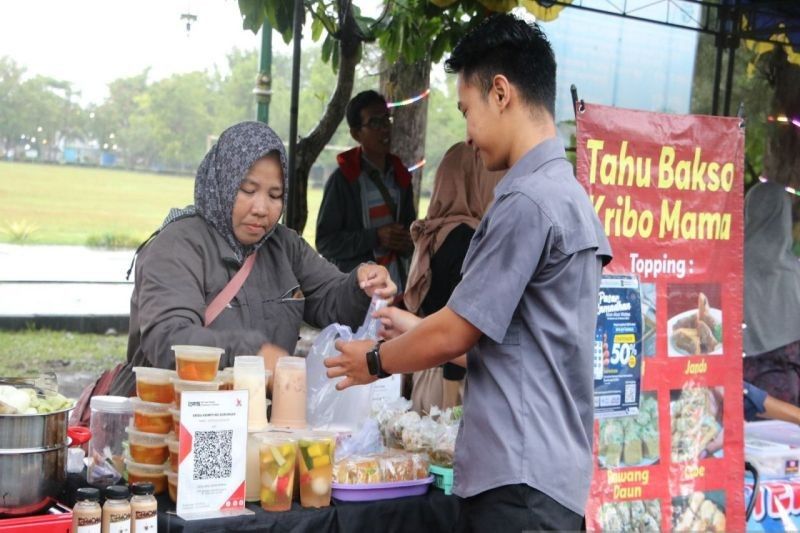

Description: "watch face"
366 349 378 375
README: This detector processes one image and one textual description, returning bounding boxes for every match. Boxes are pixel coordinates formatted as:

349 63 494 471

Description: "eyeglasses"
362 114 393 130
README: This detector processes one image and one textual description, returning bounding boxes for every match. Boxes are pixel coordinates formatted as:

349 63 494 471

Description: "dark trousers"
456 484 584 533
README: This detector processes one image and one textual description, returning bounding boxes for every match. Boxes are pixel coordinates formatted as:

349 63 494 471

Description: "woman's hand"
374 306 421 340
357 264 397 299
258 343 288 392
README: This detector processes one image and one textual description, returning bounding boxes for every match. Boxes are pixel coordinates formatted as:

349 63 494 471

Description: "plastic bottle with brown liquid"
102 485 131 533
72 487 102 533
130 482 158 533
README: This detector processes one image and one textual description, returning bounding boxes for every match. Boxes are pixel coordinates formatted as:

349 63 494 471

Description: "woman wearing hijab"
401 142 503 413
109 122 395 397
743 181 800 404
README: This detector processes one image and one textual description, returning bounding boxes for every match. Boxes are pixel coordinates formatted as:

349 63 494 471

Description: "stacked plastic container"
128 345 224 501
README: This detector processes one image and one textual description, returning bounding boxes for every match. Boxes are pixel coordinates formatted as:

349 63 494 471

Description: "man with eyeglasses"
317 90 416 291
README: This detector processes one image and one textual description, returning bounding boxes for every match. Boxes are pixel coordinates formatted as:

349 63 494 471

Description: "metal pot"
0 443 67 516
0 407 70 449
0 407 71 516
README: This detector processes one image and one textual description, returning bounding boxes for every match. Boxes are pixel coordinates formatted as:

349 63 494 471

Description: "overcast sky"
0 0 295 104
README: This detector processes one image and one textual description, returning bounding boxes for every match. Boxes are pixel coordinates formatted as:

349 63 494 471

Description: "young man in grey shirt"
326 13 612 531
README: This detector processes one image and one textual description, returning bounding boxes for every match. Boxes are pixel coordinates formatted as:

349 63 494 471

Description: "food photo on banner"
575 102 745 531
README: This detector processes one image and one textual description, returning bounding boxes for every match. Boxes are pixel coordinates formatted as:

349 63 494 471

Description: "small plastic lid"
105 485 130 500
75 487 100 502
234 355 263 369
90 395 132 414
276 356 306 369
172 345 225 360
132 367 177 383
129 397 172 412
131 482 155 496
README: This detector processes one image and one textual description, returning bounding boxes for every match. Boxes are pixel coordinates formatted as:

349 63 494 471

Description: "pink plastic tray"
331 476 434 502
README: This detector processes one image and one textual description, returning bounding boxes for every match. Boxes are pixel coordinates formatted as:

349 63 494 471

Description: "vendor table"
157 488 461 533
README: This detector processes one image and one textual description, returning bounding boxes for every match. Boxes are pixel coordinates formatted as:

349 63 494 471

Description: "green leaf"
321 35 333 64
311 17 324 41
238 0 265 33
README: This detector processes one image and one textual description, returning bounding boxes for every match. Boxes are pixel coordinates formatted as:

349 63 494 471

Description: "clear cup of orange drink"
130 397 172 434
258 435 297 511
172 377 221 407
126 425 168 465
132 367 177 404
297 431 336 508
172 345 224 382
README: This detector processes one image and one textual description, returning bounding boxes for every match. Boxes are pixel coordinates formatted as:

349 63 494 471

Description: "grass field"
0 161 376 247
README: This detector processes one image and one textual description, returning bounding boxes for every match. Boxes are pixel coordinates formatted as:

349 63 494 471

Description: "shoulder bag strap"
204 253 257 326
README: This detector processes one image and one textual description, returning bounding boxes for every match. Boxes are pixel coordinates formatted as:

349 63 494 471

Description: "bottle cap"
105 485 130 500
75 487 100 502
130 482 155 496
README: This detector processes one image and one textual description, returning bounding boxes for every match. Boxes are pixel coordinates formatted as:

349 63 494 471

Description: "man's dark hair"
445 14 556 117
346 90 389 129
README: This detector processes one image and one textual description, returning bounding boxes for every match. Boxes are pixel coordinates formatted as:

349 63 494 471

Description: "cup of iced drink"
258 435 297 511
297 431 336 508
270 357 307 429
172 345 224 381
132 367 176 404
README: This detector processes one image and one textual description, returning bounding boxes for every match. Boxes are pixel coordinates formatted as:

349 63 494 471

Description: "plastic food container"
132 367 177 404
166 435 179 472
125 457 167 495
130 397 172 434
169 407 181 435
125 426 168 465
172 378 221 407
331 476 434 502
172 345 224 382
166 469 178 503
87 395 132 487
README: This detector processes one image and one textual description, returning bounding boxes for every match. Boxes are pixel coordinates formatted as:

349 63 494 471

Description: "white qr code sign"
177 389 252 521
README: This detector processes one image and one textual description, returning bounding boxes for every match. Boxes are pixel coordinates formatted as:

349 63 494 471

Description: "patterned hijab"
743 182 800 355
162 121 288 263
403 142 504 314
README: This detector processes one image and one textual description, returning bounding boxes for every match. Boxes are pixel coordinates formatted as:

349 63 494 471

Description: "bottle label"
109 512 131 533
133 510 157 533
76 516 101 533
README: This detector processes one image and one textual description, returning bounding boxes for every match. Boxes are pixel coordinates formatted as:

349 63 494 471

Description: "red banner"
577 103 745 532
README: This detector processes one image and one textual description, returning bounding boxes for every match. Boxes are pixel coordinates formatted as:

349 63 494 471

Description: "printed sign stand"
177 389 253 521
577 102 745 532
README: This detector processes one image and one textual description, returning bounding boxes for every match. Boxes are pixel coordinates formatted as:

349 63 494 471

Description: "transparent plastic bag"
306 295 388 431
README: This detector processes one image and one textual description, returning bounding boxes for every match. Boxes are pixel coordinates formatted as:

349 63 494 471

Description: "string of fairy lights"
387 89 431 173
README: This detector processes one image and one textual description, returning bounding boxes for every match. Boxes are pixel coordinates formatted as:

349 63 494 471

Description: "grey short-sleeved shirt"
448 137 612 515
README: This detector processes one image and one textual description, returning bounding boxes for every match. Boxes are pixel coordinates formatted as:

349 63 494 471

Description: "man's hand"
374 306 422 340
377 223 414 254
324 338 378 391
356 264 397 299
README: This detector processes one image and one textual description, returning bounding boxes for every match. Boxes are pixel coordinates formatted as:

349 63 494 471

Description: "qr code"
193 430 233 480
624 381 636 404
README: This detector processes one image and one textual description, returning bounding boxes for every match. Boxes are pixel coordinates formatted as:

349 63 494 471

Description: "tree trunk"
286 3 362 234
763 48 800 187
380 55 432 213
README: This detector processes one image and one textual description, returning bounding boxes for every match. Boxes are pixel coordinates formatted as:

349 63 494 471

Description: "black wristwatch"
366 341 391 379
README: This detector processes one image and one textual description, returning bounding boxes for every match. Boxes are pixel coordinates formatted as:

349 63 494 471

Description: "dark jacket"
316 147 416 273
109 216 370 397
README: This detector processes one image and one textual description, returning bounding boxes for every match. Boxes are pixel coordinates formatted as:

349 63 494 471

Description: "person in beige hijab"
402 141 504 413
